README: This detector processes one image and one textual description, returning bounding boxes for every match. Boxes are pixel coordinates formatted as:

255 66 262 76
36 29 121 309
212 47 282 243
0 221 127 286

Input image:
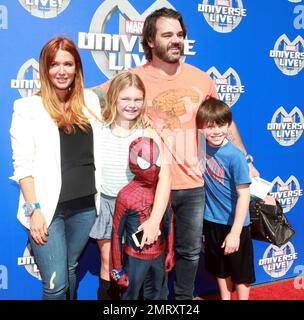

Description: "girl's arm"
138 161 171 248
221 184 250 255
138 128 172 248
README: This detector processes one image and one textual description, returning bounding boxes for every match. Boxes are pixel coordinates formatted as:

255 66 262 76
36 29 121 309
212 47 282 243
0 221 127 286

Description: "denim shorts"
89 193 116 240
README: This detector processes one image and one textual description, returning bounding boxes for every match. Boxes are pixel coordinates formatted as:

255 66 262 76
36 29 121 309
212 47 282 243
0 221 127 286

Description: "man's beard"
154 43 184 63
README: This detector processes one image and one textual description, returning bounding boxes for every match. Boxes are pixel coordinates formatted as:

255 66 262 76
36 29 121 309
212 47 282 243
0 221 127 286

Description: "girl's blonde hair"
38 36 90 134
102 72 146 129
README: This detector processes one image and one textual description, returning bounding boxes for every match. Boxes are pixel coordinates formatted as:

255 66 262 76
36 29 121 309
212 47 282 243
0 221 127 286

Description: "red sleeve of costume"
167 207 174 254
111 196 128 272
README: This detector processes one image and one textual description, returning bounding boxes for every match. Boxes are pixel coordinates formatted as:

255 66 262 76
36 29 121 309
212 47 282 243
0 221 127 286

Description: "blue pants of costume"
121 253 166 300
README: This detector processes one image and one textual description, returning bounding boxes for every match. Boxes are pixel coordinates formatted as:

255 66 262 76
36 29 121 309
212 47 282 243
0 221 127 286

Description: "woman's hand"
29 209 48 245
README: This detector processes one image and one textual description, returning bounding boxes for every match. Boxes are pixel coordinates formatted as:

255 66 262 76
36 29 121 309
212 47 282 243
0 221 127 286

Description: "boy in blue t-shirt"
196 97 255 300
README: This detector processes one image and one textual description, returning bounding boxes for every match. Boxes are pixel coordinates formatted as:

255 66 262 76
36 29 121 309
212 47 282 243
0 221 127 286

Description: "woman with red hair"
10 37 102 300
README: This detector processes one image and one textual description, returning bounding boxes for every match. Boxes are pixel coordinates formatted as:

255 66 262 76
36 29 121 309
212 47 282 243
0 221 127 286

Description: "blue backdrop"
0 0 303 299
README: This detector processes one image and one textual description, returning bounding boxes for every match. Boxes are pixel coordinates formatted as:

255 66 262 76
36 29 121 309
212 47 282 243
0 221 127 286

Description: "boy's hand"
165 251 175 272
264 195 276 205
117 274 129 288
221 232 240 255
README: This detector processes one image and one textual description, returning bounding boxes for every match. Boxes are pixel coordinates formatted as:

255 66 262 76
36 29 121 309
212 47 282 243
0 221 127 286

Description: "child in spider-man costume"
111 136 175 300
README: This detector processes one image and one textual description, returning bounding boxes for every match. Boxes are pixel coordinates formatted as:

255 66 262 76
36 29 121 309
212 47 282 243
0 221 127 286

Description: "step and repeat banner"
0 0 303 299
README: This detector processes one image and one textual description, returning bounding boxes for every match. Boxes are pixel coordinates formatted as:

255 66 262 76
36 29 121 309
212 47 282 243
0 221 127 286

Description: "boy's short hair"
196 97 232 129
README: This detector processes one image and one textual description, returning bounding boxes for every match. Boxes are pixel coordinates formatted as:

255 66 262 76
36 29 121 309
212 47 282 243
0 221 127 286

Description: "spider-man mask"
129 137 161 185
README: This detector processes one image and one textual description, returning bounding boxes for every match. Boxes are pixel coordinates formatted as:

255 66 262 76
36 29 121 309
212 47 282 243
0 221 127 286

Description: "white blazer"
10 90 102 229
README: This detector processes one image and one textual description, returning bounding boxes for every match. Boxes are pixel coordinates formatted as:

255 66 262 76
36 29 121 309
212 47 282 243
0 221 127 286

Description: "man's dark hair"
196 97 233 129
141 7 187 61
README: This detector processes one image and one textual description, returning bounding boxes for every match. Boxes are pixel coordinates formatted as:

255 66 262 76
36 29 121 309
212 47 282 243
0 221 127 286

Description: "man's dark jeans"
171 186 205 300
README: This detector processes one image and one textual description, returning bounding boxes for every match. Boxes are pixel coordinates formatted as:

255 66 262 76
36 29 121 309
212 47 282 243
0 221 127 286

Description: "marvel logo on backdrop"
17 244 41 280
18 0 70 18
0 5 8 30
259 243 298 278
269 34 304 76
197 0 246 33
267 106 304 146
78 0 196 79
207 66 245 107
270 176 303 213
11 58 40 98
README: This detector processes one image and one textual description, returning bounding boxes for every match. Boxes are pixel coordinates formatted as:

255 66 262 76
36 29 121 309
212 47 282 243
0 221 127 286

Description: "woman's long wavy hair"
38 36 90 134
102 72 146 129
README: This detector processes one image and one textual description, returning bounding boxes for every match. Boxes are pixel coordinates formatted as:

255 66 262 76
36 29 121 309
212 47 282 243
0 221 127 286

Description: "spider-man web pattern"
111 137 174 281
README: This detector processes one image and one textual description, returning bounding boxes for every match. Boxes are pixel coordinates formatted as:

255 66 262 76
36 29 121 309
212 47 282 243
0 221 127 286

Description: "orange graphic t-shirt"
101 62 217 190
